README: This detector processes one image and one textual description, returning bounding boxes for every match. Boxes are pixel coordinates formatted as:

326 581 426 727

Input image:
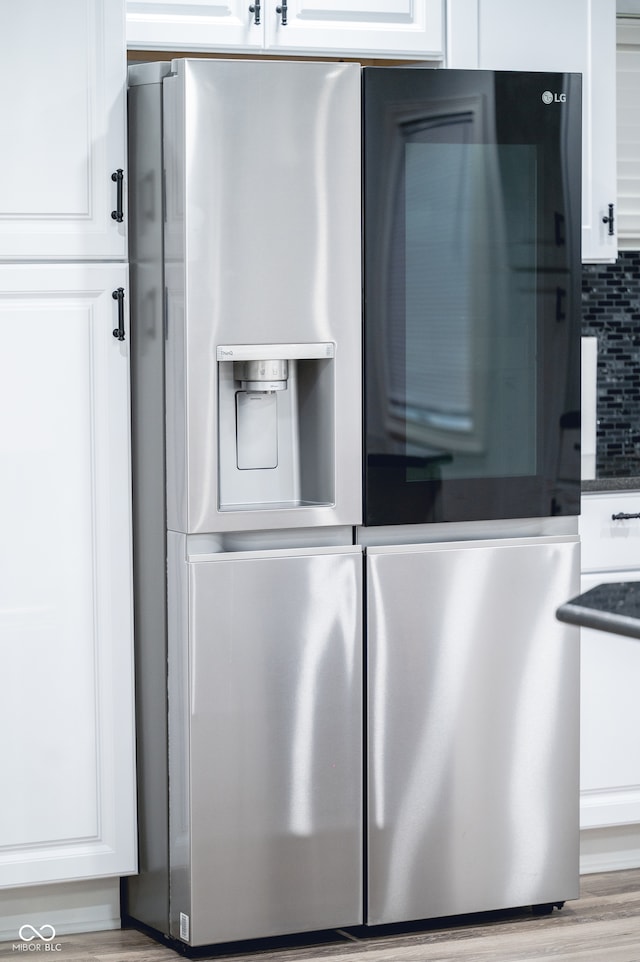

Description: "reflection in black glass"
388 122 538 483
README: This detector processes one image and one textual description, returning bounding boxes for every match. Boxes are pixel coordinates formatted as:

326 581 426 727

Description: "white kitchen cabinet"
265 0 443 57
127 0 262 51
446 0 617 263
0 0 127 260
0 264 136 887
617 17 640 249
126 0 443 59
579 493 640 832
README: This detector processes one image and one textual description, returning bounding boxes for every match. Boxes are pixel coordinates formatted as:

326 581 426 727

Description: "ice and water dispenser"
217 343 336 512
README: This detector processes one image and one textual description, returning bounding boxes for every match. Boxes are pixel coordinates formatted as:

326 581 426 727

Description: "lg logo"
542 90 567 104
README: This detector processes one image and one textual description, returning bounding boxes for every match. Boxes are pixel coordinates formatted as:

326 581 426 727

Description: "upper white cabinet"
0 264 136 887
617 18 640 249
265 0 443 56
446 0 617 263
128 0 262 50
0 0 127 260
126 0 444 59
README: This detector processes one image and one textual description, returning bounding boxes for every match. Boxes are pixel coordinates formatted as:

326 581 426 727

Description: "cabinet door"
265 0 444 58
0 265 136 887
580 569 640 830
126 0 262 51
0 0 127 260
367 535 580 924
126 0 442 57
580 491 640 572
447 0 617 263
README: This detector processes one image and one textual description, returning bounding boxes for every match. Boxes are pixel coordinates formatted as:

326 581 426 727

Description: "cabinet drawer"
580 492 640 571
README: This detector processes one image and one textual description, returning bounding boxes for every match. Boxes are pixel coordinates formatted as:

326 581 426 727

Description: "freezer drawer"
168 539 363 945
366 535 580 924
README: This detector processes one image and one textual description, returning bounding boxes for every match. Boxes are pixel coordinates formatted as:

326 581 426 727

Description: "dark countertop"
582 477 640 493
556 582 640 640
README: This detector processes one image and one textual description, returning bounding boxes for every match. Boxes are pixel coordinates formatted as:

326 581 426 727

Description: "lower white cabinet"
0 264 136 887
579 493 640 831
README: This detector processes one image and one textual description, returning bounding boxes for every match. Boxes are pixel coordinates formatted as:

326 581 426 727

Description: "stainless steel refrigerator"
126 60 581 949
126 59 363 947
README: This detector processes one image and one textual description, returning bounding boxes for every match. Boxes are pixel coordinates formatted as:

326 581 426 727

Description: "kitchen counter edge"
582 477 640 493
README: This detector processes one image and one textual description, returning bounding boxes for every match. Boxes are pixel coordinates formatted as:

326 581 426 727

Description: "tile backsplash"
582 251 640 478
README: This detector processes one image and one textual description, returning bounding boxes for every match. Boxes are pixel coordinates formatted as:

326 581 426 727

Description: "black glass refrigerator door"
363 69 582 526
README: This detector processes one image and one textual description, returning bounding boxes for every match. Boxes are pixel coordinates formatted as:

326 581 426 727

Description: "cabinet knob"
612 512 640 521
276 0 288 24
249 1 260 24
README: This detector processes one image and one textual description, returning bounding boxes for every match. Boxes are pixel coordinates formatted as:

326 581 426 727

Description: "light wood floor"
1 870 639 962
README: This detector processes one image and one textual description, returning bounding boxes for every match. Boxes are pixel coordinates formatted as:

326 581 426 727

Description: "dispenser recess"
217 343 336 513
